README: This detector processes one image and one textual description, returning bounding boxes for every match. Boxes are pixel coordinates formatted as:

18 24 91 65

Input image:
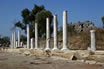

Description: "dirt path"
0 52 103 69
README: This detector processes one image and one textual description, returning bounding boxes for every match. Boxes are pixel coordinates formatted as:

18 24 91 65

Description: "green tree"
102 16 104 28
0 36 10 44
35 10 53 37
14 4 53 38
20 35 27 44
67 24 76 35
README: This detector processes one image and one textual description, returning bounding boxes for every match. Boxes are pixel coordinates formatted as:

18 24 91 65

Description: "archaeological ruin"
10 10 96 51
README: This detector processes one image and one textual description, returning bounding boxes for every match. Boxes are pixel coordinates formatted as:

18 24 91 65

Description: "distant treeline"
0 36 10 46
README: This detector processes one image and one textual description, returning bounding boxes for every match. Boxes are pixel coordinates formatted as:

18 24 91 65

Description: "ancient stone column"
10 40 12 48
45 18 50 50
16 41 18 48
90 30 96 51
27 25 30 49
18 30 21 47
31 38 34 49
21 42 23 47
61 10 68 50
13 32 16 48
52 15 58 50
35 23 39 49
11 32 14 48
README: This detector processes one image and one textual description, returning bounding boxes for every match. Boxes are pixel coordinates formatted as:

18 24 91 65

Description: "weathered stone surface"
85 60 96 64
95 51 104 55
2 48 104 64
23 51 31 56
70 21 95 33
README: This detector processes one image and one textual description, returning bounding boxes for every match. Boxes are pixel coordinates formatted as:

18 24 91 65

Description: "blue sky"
0 0 104 38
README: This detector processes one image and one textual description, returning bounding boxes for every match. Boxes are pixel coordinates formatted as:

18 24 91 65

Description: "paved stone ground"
0 51 103 69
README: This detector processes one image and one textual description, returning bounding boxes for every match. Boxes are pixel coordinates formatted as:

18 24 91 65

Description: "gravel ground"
0 51 103 69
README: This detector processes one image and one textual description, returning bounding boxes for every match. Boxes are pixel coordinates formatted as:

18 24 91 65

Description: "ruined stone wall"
70 21 96 33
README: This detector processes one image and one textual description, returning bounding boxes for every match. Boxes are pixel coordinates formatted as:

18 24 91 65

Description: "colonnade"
11 10 96 51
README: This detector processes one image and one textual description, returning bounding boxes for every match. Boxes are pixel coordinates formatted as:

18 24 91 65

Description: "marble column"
35 23 39 49
16 41 18 48
11 32 14 48
13 32 16 48
61 10 68 50
45 18 50 50
27 25 30 49
31 38 34 49
18 30 21 47
52 15 58 50
90 30 96 51
21 42 23 47
10 40 12 48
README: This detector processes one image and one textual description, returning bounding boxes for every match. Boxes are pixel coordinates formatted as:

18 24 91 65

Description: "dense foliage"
15 5 53 38
102 16 104 28
0 36 10 46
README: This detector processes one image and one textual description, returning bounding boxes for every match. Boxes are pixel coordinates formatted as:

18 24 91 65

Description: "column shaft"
13 32 16 48
52 15 58 50
16 41 18 48
35 23 38 49
18 30 21 47
61 10 68 50
11 32 14 48
27 25 30 49
90 30 96 51
31 38 34 49
45 18 50 50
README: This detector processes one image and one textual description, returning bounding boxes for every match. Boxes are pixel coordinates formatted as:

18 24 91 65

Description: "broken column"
27 25 30 49
18 30 21 47
31 38 34 49
35 23 39 49
45 18 50 50
90 30 96 51
52 15 58 50
13 32 16 48
61 10 68 50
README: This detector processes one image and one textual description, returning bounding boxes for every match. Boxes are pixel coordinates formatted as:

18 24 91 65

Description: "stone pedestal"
90 30 96 51
31 38 34 49
61 10 69 50
18 30 21 47
52 15 58 50
45 18 50 50
27 25 30 49
35 23 39 49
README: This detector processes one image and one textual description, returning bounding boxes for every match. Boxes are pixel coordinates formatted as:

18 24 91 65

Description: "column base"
30 48 34 49
88 47 96 51
61 48 69 51
52 48 59 50
44 48 51 50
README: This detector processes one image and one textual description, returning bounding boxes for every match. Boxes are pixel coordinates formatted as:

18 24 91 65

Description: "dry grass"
38 28 104 50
